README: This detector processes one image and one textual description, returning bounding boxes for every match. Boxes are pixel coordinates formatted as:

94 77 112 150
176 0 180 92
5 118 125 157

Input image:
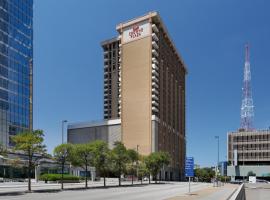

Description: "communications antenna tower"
240 44 254 131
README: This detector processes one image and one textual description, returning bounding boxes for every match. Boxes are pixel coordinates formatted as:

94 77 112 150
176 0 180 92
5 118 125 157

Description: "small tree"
137 160 149 184
195 167 215 182
0 144 7 157
71 143 93 188
12 130 46 191
53 143 74 189
145 151 170 183
247 171 256 177
111 142 129 186
127 149 139 185
91 140 110 187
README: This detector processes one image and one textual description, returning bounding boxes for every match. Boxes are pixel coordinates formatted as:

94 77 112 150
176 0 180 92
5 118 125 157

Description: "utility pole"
215 136 219 186
136 145 139 181
243 145 245 182
62 120 68 144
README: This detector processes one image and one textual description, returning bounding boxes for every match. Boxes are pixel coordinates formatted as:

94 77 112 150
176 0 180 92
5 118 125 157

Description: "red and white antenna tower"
240 44 254 131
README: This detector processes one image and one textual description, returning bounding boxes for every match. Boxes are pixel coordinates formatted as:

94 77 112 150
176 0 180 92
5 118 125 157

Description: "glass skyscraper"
0 0 33 147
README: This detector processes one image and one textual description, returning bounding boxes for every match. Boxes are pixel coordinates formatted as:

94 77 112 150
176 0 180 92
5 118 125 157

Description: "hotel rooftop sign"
122 20 150 44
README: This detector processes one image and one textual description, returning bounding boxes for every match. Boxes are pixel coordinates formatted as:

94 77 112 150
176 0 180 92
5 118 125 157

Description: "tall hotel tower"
68 12 187 180
102 12 187 179
0 0 33 147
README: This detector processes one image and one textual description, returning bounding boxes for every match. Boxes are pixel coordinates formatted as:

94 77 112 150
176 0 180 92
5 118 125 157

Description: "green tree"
127 149 139 185
111 141 129 186
53 143 74 189
247 171 256 177
91 140 110 187
12 130 46 191
194 167 215 182
0 143 7 157
145 151 170 183
71 143 93 188
137 159 149 184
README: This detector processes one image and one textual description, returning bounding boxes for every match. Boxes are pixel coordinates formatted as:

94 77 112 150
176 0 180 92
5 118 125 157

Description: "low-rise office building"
67 119 121 149
227 129 270 180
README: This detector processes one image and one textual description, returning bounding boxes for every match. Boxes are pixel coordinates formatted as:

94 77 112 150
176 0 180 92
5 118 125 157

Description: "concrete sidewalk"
168 184 238 200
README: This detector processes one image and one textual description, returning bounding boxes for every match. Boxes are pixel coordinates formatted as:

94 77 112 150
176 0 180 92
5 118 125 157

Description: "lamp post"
243 146 245 182
136 145 139 182
215 136 219 186
62 120 68 144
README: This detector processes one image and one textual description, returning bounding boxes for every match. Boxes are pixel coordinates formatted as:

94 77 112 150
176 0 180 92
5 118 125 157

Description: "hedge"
40 174 79 181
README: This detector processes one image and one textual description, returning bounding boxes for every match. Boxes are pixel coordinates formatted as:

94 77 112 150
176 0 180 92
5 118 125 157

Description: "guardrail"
227 183 246 200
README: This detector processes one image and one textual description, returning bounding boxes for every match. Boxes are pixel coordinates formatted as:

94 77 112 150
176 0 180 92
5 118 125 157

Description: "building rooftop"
228 129 270 135
68 118 121 129
101 36 120 47
116 11 188 74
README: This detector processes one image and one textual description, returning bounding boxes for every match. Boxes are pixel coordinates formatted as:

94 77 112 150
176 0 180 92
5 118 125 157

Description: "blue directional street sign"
185 157 194 177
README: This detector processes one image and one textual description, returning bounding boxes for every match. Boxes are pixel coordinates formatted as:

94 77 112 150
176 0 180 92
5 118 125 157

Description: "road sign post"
185 157 194 194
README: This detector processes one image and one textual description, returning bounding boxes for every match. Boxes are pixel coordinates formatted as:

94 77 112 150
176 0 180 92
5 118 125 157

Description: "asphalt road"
0 182 211 200
245 183 270 200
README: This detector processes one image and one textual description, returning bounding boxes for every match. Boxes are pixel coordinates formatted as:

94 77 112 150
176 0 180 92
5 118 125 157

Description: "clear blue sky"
34 0 270 167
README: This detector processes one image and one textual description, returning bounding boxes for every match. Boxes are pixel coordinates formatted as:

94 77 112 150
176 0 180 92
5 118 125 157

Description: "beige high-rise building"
69 11 187 180
101 12 187 180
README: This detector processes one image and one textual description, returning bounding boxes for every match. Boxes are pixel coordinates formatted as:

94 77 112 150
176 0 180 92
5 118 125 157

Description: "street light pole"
136 145 139 182
61 120 67 190
215 136 219 186
243 146 245 182
62 120 68 144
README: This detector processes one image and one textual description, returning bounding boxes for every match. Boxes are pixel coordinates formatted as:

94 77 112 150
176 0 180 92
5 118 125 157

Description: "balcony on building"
152 58 159 65
152 106 159 113
152 87 159 95
152 63 158 71
152 69 159 77
152 94 158 101
152 32 159 42
152 24 159 33
152 100 159 107
152 81 159 89
152 49 159 57
152 41 159 50
152 75 158 83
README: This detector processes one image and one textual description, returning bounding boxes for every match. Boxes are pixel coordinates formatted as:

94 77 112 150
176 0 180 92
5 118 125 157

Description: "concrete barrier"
227 183 246 200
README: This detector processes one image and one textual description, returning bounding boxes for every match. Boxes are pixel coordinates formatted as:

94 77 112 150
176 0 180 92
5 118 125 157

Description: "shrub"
40 174 79 181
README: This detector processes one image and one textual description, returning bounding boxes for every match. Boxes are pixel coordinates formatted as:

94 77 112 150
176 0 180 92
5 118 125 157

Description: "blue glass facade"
0 0 33 146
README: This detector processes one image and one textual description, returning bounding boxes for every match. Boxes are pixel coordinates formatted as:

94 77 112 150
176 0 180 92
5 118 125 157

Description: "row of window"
8 0 33 17
1 0 33 14
0 27 33 59
0 17 32 46
7 3 32 27
0 113 30 128
0 64 30 87
0 29 32 59
6 91 30 107
0 76 30 96
0 56 31 79
0 3 33 37
0 30 32 58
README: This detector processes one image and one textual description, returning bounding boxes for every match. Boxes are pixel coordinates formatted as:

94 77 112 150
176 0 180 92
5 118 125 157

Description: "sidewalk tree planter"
91 140 110 187
53 143 74 189
11 130 47 191
71 143 93 188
